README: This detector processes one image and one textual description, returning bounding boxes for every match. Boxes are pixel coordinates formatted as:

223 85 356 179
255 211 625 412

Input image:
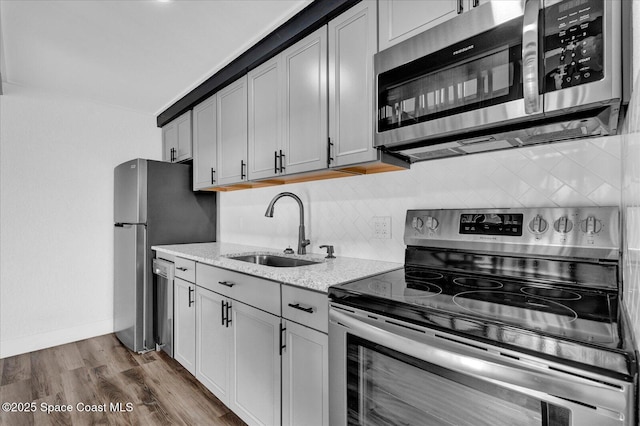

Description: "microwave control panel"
544 0 604 92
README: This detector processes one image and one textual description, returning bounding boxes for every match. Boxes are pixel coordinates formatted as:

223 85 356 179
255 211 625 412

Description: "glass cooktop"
330 266 620 347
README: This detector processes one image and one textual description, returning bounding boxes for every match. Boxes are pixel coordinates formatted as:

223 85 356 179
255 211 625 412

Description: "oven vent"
548 366 623 390
386 319 427 334
404 148 459 161
435 334 487 352
521 127 589 145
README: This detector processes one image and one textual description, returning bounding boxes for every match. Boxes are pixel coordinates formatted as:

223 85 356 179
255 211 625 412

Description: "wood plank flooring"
0 333 247 425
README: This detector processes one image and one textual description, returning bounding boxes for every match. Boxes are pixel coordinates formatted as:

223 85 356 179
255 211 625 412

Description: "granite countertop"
152 242 403 293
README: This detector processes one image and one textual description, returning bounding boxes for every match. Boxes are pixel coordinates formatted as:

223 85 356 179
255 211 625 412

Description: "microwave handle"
522 0 541 114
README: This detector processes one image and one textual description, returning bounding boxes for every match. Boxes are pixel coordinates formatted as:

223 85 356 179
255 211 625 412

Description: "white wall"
0 84 160 358
219 138 621 263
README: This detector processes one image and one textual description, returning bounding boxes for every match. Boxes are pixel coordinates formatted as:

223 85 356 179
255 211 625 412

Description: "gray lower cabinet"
230 300 281 426
196 263 281 426
174 259 327 426
195 286 230 402
281 285 329 426
174 277 196 375
281 321 328 426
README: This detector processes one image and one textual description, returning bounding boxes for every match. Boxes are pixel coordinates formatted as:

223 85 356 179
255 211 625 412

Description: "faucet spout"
264 192 310 255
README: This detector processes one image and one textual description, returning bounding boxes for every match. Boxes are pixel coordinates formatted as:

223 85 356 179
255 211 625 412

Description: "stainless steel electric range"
328 207 637 426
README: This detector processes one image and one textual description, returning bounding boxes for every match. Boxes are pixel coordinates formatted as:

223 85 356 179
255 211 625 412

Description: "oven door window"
377 18 523 133
346 335 570 426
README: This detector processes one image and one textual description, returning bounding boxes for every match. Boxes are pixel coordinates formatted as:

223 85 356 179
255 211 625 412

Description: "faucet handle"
283 246 295 254
319 245 335 259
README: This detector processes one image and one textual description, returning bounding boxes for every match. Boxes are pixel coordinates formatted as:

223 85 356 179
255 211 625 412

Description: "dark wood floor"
0 333 247 425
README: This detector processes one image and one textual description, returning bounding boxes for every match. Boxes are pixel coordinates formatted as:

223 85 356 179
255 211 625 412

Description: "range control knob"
581 216 603 235
528 215 548 234
425 216 439 231
412 216 424 232
553 216 573 234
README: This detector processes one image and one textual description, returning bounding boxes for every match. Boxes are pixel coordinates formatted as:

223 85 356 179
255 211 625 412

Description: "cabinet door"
217 76 248 186
329 1 377 167
193 95 217 190
229 301 281 426
176 111 193 162
282 321 328 426
248 56 284 180
174 278 196 375
162 121 178 162
283 27 328 175
195 286 231 404
378 0 459 50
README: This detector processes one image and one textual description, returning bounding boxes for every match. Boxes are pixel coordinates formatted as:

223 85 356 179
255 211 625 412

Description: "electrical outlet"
372 216 392 239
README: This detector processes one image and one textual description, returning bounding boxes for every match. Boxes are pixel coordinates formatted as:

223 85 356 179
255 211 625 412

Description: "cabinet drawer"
196 263 280 316
175 258 196 282
282 285 328 333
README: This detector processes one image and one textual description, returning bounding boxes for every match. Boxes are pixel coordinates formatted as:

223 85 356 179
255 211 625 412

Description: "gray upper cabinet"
378 0 512 51
248 57 283 181
162 110 192 163
378 0 459 51
192 95 217 190
328 0 377 168
282 27 328 176
248 27 328 180
216 76 248 186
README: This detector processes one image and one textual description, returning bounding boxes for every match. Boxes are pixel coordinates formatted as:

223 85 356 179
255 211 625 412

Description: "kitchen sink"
227 254 321 268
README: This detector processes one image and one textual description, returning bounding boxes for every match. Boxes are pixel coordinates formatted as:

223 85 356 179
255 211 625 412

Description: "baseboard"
0 319 114 358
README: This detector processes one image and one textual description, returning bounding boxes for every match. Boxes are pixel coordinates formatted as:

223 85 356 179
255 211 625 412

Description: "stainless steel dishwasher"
152 258 174 357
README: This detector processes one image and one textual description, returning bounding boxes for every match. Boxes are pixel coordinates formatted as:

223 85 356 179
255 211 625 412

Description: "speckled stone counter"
152 242 403 293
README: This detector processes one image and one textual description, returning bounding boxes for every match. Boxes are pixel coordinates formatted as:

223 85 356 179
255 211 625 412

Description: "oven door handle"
522 0 541 115
330 308 627 415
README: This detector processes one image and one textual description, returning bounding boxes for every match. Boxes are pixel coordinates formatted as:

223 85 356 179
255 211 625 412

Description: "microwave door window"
377 18 523 133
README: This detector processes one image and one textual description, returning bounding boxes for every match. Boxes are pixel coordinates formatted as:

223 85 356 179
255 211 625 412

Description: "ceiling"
0 0 312 115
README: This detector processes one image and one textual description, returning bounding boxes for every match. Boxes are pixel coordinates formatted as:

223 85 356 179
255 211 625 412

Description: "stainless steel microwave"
374 0 623 162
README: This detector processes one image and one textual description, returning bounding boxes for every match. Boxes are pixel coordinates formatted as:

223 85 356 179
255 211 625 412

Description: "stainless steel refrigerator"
114 159 216 353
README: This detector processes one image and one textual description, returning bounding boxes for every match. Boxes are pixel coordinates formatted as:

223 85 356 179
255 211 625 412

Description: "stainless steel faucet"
264 192 310 255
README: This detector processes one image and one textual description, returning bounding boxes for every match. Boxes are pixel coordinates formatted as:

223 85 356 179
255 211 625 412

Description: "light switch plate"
372 216 391 239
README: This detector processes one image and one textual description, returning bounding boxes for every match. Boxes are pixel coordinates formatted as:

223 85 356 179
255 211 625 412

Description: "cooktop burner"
453 277 503 289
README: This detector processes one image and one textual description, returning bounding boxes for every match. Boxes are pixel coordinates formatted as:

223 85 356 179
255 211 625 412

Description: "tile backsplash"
219 137 621 264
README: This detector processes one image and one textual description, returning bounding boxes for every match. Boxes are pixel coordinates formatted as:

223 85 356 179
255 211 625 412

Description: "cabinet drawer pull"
211 168 216 184
274 151 278 174
327 138 334 167
279 323 286 355
279 149 285 173
225 302 232 327
176 267 188 271
188 286 194 307
288 303 315 313
240 160 246 180
221 300 226 326
218 281 235 288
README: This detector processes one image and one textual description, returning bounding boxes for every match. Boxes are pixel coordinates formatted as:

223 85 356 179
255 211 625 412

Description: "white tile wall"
220 137 621 264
